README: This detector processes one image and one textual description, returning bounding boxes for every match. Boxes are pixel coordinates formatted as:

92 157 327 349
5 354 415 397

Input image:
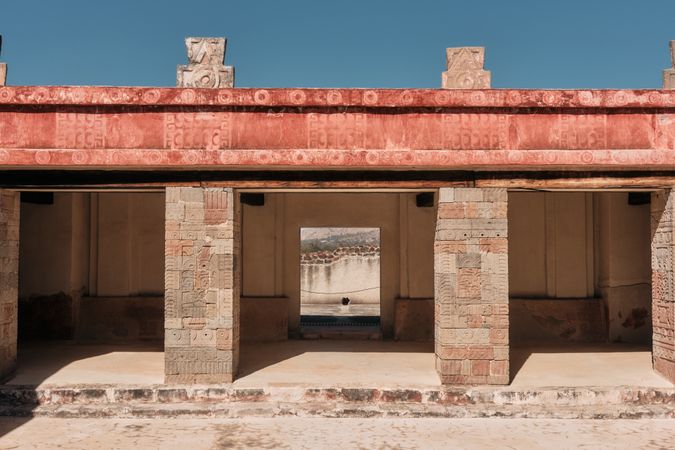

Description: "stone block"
442 47 491 89
177 37 234 88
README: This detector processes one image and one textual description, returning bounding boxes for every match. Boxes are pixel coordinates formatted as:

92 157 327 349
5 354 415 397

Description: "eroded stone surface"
442 47 491 89
165 187 241 383
177 37 234 88
0 35 5 86
665 41 675 89
435 188 509 385
0 190 19 382
650 190 675 384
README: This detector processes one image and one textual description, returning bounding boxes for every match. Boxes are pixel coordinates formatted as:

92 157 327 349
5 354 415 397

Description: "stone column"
0 190 19 382
442 47 491 89
164 187 240 383
434 188 509 385
650 190 675 383
664 41 674 90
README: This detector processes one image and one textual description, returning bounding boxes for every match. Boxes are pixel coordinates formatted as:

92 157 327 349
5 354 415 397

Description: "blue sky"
0 0 674 89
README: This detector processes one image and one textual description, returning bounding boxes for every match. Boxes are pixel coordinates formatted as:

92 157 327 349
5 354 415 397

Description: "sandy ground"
0 417 673 449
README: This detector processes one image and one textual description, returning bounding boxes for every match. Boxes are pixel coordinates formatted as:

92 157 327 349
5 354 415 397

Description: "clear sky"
1 0 674 89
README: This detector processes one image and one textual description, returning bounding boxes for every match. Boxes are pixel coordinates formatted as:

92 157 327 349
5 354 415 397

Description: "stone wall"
165 187 240 383
650 190 675 383
0 190 19 382
435 188 509 385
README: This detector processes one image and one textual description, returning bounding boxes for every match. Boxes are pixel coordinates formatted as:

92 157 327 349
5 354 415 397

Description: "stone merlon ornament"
177 37 234 88
664 40 675 89
0 35 7 86
442 47 490 89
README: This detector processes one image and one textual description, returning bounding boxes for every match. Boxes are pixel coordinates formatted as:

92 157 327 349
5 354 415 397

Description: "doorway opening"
507 190 669 387
299 227 381 336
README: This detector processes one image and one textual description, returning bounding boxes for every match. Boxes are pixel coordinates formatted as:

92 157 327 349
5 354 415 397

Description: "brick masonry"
434 188 509 385
651 190 675 384
0 190 19 382
165 187 241 383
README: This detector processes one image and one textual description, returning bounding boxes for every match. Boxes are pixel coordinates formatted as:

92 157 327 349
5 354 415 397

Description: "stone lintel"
442 47 491 89
177 37 234 88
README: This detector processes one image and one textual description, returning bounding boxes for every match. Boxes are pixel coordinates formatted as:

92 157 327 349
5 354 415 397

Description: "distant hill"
300 227 379 253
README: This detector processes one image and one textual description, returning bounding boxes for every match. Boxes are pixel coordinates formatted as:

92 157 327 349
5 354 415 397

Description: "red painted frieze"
1 86 675 169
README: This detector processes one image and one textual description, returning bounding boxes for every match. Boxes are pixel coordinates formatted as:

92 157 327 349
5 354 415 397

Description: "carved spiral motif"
35 151 51 164
289 90 306 104
71 151 88 165
148 150 163 165
399 90 414 105
434 91 450 105
254 90 270 105
327 90 342 105
0 87 13 102
363 90 379 105
180 89 196 103
142 89 161 103
217 90 233 104
454 72 479 89
365 151 379 165
542 92 557 105
192 68 219 88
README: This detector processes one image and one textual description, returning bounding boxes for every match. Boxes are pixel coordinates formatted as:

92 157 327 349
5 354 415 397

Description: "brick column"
164 187 240 383
650 190 675 383
434 188 509 385
0 190 19 382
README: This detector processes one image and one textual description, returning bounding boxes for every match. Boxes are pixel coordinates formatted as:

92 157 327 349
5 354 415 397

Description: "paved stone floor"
0 418 673 449
8 340 672 388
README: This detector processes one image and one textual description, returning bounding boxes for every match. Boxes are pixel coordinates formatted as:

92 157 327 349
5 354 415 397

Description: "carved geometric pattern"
0 190 19 382
650 190 675 384
664 41 675 90
434 188 509 385
0 35 6 86
442 47 491 89
165 187 241 383
177 37 234 88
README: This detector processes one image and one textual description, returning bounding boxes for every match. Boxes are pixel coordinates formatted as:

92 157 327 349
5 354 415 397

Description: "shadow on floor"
509 342 672 387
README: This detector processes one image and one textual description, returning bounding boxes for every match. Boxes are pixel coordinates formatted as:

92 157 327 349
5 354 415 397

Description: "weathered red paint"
1 86 675 170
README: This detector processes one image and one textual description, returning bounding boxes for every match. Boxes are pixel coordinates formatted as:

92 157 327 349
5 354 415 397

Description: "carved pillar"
165 187 241 383
441 47 491 89
434 188 509 385
177 37 234 88
650 190 675 383
0 190 19 382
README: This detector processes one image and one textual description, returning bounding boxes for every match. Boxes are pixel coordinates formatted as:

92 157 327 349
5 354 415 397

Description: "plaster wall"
597 193 652 343
508 191 651 345
18 192 165 342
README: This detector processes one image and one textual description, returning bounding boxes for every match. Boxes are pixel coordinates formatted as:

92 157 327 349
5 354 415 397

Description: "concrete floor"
2 418 675 449
5 340 673 388
8 341 164 386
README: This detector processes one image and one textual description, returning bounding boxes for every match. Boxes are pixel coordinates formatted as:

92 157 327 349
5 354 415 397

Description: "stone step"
300 327 382 340
0 385 673 419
